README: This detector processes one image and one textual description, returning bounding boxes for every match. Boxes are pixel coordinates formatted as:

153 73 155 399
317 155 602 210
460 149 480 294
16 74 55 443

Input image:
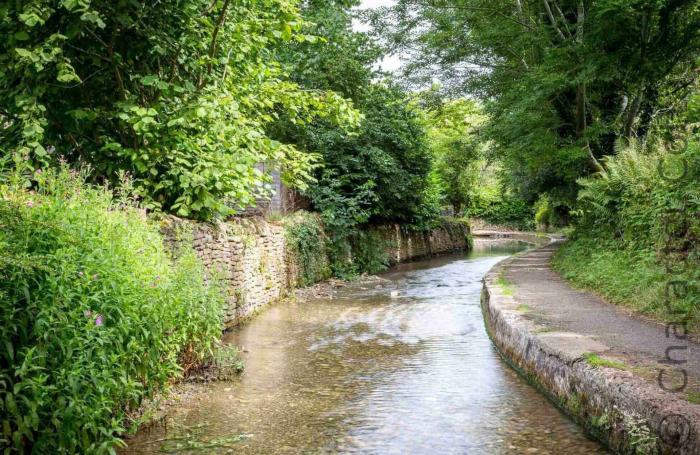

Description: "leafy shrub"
534 195 553 230
575 138 700 253
557 136 700 326
0 168 224 453
1 0 358 220
467 192 534 230
284 211 331 287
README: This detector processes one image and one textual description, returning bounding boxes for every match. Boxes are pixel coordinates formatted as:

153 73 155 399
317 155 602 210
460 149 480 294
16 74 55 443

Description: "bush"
0 169 224 453
284 211 332 287
467 193 534 230
534 195 553 230
557 136 700 327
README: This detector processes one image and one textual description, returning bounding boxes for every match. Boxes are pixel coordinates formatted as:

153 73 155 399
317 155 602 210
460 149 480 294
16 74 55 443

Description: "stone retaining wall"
163 215 470 327
374 220 471 264
481 239 700 454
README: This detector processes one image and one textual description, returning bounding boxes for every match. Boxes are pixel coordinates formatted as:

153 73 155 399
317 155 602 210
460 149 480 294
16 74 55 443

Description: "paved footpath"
504 239 700 386
481 236 700 453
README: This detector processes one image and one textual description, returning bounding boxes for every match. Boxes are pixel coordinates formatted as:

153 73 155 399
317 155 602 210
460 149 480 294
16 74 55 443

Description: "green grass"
583 353 628 370
496 273 515 296
552 237 698 328
687 392 700 404
516 304 530 312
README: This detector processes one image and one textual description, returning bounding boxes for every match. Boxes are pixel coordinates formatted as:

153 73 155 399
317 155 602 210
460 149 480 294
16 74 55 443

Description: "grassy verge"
552 236 698 329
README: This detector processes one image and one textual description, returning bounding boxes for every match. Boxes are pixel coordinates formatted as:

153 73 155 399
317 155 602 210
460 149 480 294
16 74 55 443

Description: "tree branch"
543 0 566 40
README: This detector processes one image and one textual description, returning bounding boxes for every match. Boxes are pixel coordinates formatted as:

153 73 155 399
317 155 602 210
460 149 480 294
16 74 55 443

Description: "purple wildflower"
95 314 104 327
26 200 34 208
78 271 84 277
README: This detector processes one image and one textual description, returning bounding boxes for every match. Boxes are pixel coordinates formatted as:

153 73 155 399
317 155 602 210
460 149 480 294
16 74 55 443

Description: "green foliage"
375 0 700 207
467 192 534 231
0 168 224 453
554 134 700 326
582 353 628 370
0 0 359 220
283 211 331 286
425 98 487 215
342 230 390 278
273 0 439 270
534 195 554 230
554 236 672 317
304 84 437 228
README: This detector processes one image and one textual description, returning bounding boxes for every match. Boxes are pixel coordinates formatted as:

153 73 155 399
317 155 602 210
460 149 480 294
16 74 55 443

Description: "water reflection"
125 239 606 454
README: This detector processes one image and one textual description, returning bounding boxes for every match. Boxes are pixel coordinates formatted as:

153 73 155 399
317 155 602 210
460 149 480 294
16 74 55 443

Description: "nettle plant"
0 0 359 219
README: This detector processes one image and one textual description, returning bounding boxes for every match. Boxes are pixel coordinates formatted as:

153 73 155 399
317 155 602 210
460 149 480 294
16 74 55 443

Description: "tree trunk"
622 92 644 139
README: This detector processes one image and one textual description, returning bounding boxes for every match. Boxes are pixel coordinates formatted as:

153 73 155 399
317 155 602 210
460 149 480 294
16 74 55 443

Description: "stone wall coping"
481 239 700 454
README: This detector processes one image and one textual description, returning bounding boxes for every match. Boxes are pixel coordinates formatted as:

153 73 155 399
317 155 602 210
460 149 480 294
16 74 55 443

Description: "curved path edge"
480 235 700 454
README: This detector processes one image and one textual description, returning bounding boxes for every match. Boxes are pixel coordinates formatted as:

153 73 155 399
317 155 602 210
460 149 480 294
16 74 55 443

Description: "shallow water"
125 240 606 454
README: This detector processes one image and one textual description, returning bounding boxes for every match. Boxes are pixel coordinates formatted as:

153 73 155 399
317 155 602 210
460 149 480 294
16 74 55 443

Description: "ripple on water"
123 240 607 454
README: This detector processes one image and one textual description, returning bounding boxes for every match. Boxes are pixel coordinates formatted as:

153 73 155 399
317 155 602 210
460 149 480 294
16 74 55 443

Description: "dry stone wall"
162 215 470 327
374 220 471 264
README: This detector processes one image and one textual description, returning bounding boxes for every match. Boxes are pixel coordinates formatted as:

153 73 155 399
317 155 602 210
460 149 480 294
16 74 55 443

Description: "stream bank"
481 239 700 454
162 214 471 327
124 239 605 454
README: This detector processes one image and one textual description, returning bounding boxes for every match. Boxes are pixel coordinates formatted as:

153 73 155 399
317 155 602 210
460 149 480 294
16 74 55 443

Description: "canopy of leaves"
425 98 487 214
270 0 439 275
0 0 359 219
374 0 700 206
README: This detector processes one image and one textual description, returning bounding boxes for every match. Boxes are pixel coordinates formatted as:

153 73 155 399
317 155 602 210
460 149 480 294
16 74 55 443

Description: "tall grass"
0 168 225 453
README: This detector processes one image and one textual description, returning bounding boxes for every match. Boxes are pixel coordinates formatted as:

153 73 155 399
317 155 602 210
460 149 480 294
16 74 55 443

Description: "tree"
373 0 700 205
270 0 438 274
274 0 437 228
0 0 358 219
425 98 487 214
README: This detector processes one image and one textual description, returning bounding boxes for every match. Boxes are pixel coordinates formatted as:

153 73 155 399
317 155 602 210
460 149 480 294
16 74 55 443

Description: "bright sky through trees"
355 0 401 72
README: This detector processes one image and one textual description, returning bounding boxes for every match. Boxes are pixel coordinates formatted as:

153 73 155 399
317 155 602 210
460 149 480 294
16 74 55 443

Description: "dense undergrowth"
283 211 391 280
283 211 332 286
466 194 534 231
554 138 700 329
0 169 225 453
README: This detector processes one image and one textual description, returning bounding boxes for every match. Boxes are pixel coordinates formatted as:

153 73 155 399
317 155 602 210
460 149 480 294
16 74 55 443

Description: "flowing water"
126 240 606 454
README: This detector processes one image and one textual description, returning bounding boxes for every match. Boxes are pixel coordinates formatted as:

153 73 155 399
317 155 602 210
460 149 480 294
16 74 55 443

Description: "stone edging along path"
480 234 700 454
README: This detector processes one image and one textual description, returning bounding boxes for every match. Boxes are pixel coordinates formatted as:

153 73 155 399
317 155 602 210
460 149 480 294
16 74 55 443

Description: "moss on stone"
583 353 628 370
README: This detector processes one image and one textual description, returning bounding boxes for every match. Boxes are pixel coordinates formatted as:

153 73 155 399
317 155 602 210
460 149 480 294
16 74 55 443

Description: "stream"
125 239 606 454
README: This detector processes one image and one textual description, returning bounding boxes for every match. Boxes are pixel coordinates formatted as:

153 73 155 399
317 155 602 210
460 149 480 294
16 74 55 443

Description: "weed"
496 273 515 296
583 353 628 370
622 411 658 454
686 392 700 404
